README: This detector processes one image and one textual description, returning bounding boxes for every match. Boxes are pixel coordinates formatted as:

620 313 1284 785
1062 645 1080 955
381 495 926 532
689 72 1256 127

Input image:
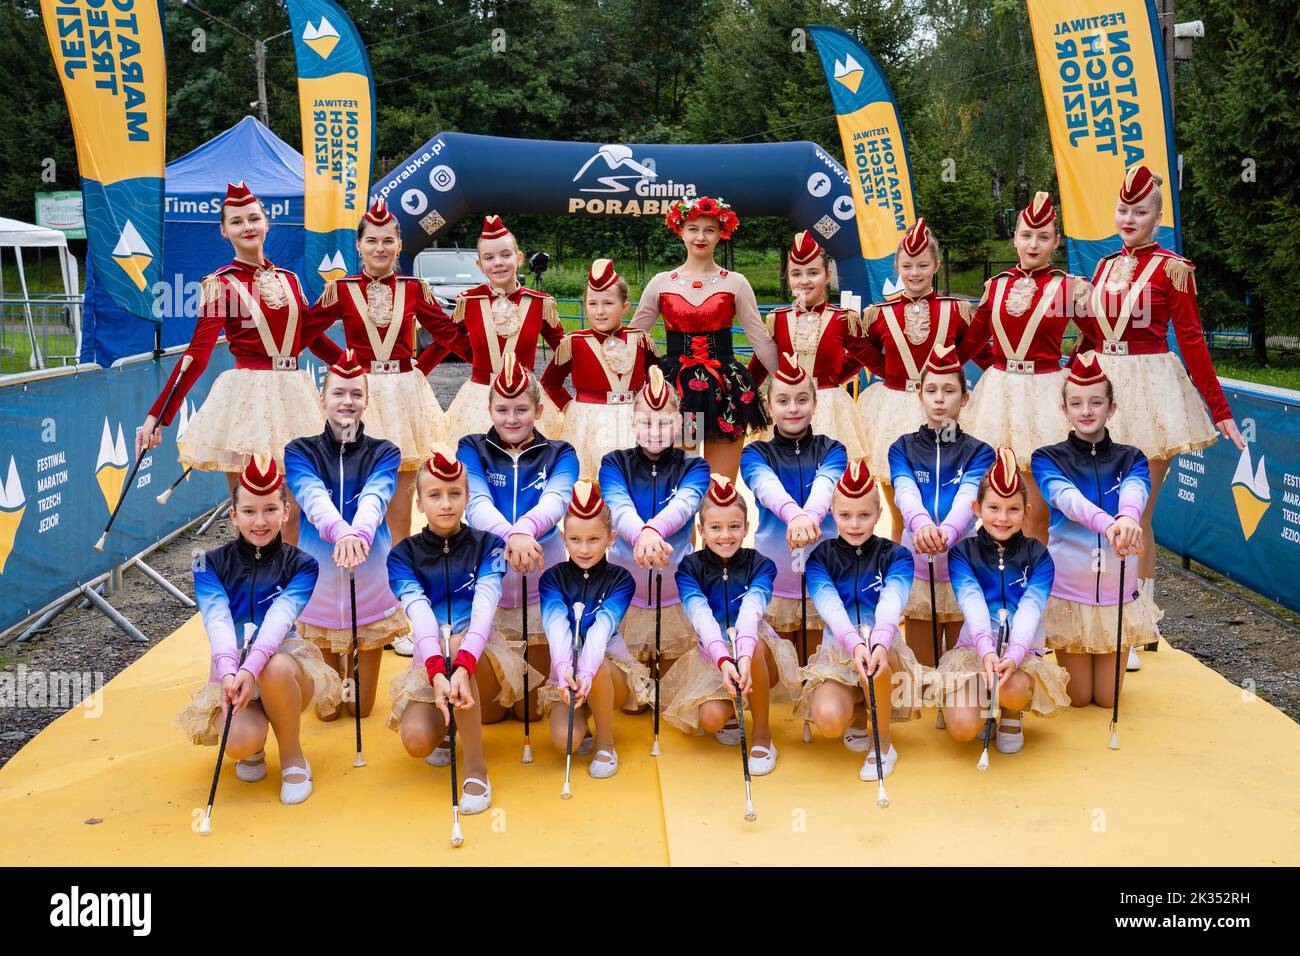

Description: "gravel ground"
3 357 1297 765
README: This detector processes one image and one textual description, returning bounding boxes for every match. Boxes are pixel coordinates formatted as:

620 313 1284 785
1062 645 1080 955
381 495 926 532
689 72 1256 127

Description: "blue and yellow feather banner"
808 25 918 303
285 0 376 303
1027 0 1182 279
40 0 167 322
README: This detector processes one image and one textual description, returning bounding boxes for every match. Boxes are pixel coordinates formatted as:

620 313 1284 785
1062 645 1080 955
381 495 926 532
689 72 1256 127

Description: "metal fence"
0 293 82 375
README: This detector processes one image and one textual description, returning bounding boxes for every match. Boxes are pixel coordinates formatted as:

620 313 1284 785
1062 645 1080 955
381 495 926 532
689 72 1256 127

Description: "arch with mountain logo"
369 132 874 299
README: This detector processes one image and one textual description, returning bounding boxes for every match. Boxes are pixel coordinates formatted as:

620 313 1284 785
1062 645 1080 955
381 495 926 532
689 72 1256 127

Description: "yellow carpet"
2 618 1298 865
2 496 1298 865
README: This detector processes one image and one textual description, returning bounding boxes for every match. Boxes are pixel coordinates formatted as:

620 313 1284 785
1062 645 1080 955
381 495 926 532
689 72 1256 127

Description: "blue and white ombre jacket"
539 557 636 683
948 528 1054 667
740 428 846 598
675 547 775 667
888 424 995 582
457 427 579 609
386 524 503 675
194 534 319 683
1030 430 1149 606
598 445 710 609
284 423 403 631
806 535 914 653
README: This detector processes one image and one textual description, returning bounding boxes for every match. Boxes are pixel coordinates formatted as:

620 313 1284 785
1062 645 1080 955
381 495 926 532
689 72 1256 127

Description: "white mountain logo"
112 220 153 291
0 456 24 573
317 250 348 283
302 18 341 59
94 418 129 513
833 54 865 94
572 144 659 194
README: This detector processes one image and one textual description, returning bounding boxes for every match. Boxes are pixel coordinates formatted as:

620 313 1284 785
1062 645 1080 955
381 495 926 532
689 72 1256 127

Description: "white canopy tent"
0 216 81 368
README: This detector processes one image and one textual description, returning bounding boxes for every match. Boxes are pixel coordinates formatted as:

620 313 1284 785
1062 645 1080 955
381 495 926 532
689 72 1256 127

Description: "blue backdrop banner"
1153 379 1300 614
0 351 233 632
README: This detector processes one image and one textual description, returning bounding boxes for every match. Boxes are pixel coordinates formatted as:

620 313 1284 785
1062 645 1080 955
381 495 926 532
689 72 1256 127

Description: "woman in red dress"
305 197 464 542
134 181 333 544
630 196 777 481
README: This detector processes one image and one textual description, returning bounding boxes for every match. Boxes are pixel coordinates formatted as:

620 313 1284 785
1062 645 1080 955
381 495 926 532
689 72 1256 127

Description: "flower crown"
664 196 739 239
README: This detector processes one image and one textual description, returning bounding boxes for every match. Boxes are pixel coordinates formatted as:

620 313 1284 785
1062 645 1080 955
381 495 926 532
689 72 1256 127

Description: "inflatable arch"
371 132 872 298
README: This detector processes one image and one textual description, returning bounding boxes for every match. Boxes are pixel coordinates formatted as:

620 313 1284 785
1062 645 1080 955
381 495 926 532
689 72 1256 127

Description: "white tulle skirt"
178 368 323 472
361 370 447 470
1095 352 1218 461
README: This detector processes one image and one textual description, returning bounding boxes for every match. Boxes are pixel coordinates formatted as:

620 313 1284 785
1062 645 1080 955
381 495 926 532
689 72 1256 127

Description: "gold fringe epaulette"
862 303 882 328
554 333 574 366
764 306 785 337
540 295 561 329
950 297 974 323
451 293 468 325
317 278 339 308
977 279 993 309
642 328 662 358
842 307 865 338
199 273 224 309
1161 255 1196 294
409 276 436 305
1070 275 1093 304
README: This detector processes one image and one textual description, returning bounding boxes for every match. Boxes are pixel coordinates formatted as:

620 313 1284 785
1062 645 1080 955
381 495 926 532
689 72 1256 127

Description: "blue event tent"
79 117 306 366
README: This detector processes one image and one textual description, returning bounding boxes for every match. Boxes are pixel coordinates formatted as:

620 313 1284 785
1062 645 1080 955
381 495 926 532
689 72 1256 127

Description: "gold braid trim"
541 296 561 329
1162 256 1196 294
451 293 468 325
554 333 574 366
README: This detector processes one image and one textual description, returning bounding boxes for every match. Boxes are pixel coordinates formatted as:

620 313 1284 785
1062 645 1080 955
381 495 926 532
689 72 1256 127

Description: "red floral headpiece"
665 196 739 239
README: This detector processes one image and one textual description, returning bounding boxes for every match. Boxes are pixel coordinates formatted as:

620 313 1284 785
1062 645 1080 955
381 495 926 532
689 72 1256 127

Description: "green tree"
1177 0 1300 352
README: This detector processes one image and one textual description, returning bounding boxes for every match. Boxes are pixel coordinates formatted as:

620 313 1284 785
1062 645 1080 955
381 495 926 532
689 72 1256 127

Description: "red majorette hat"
705 473 740 507
424 450 464 482
988 446 1023 497
239 452 282 495
568 480 605 519
588 258 619 292
223 181 259 208
1119 164 1157 205
329 349 366 379
836 459 876 498
480 215 511 241
774 351 809 387
1067 350 1108 387
1020 192 1056 230
924 342 963 376
364 197 394 226
641 365 672 411
789 230 823 265
901 217 932 258
492 351 531 399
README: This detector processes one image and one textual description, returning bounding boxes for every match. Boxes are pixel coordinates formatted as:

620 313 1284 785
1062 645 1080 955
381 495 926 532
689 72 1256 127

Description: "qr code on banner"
813 216 840 240
420 209 447 235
